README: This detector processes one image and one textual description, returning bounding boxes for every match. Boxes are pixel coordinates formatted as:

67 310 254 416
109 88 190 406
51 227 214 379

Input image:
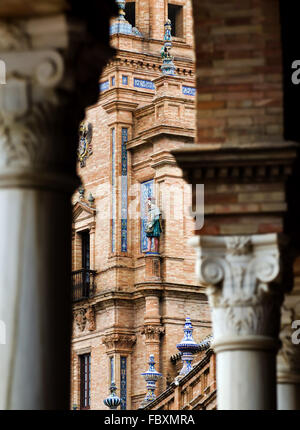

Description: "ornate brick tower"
71 0 211 410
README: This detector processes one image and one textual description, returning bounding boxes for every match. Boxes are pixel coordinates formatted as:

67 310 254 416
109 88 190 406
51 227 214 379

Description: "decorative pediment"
73 200 96 223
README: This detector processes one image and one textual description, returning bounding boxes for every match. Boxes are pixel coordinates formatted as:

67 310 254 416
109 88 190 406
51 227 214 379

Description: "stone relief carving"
73 306 96 333
85 306 96 331
195 234 283 338
0 18 68 169
141 325 165 341
102 333 137 350
74 309 86 332
0 101 66 168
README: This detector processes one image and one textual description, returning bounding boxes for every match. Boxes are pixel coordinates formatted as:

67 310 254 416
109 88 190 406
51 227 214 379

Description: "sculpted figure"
145 197 162 253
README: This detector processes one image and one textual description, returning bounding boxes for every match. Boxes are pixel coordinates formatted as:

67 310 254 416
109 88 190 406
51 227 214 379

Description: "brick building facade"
70 0 212 410
1 0 300 412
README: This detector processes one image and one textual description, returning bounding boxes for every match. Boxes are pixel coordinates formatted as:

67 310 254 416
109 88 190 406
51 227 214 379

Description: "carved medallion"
74 309 86 332
78 121 93 167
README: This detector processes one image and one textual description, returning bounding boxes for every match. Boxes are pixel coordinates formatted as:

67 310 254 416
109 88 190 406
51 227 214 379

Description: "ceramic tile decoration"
110 356 114 384
120 356 127 410
121 128 128 252
161 19 176 76
182 85 196 96
103 382 121 410
140 179 154 252
176 317 199 376
111 128 116 253
140 355 162 407
100 80 109 92
134 78 155 90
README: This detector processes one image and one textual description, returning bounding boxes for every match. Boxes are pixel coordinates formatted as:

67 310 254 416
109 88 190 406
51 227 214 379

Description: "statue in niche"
144 197 162 253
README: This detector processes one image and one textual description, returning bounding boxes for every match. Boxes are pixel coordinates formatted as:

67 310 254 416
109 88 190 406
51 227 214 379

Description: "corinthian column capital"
278 294 300 382
0 3 115 409
0 13 113 189
190 234 287 350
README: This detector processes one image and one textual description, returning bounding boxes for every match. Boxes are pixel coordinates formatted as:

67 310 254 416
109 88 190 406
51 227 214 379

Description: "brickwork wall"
192 0 283 144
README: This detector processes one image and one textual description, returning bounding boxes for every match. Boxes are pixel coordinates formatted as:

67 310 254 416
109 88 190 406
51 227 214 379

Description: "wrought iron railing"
72 269 96 301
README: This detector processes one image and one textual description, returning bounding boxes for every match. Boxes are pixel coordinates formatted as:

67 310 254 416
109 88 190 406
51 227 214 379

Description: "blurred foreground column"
277 286 300 410
0 2 114 409
191 234 285 410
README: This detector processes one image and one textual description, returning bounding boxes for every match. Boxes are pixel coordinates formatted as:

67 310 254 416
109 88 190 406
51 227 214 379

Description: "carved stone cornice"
105 54 195 77
190 234 287 351
172 142 298 185
102 333 137 352
277 294 300 382
141 325 165 342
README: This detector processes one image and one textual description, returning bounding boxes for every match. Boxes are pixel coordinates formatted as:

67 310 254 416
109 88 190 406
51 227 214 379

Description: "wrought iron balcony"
72 269 96 302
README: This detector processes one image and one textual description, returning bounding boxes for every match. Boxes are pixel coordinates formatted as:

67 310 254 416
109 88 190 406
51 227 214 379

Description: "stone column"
277 293 300 409
190 234 285 410
141 325 165 396
103 333 136 410
141 295 164 394
0 8 114 409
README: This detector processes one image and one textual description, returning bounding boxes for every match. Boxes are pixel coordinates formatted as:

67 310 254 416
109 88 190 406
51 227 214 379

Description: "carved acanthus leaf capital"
278 295 300 376
141 325 165 341
73 306 96 333
0 12 114 176
0 18 70 170
191 234 285 339
102 333 137 351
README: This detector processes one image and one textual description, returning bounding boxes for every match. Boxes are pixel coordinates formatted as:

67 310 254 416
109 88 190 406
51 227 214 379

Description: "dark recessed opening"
168 4 184 38
126 2 136 28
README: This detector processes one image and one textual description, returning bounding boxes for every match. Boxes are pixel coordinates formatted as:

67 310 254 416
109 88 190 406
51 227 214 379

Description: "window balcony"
72 269 96 302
